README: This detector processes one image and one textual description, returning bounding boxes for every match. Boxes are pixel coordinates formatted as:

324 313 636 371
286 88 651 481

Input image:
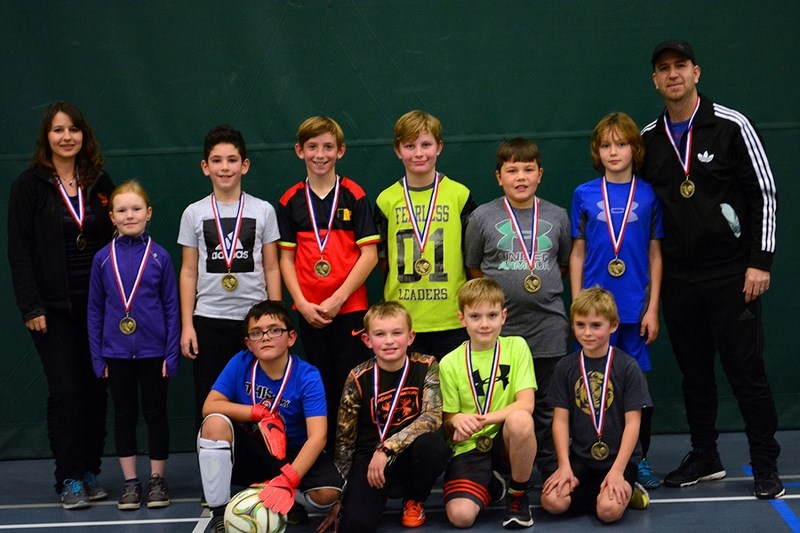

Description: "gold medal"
314 259 331 277
75 233 87 251
523 273 541 293
608 258 626 277
680 179 695 198
414 258 432 276
119 316 137 335
475 435 493 453
591 440 610 461
221 272 238 291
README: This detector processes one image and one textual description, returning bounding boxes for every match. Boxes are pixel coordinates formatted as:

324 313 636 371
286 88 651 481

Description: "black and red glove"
251 405 287 460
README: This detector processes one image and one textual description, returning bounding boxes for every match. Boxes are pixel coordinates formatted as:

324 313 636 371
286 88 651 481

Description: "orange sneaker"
401 500 426 528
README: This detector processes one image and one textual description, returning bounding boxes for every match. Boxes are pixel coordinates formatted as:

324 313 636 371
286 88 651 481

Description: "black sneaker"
209 514 226 533
753 465 785 499
287 502 309 525
502 493 534 529
117 480 142 510
489 470 508 505
146 475 171 508
664 450 726 487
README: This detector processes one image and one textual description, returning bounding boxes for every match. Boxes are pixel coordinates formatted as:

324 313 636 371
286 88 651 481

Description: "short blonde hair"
364 301 412 332
457 278 505 312
393 110 442 149
297 116 345 148
570 287 619 325
590 112 645 175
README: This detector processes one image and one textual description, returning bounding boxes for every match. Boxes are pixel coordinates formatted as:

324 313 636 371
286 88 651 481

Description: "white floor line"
0 518 205 530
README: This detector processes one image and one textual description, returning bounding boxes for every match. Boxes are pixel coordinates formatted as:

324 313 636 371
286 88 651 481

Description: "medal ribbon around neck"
465 341 501 416
401 172 440 256
502 197 539 272
372 356 410 443
210 193 245 272
304 176 341 259
663 96 701 179
55 178 84 232
601 177 637 257
111 236 153 315
250 355 294 414
579 347 614 441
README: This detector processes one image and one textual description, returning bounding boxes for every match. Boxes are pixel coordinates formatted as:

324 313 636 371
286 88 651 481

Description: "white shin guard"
197 437 233 508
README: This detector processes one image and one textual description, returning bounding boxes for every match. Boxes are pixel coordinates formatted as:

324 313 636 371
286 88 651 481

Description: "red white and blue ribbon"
55 178 84 232
601 177 637 258
373 356 410 443
466 341 501 416
401 172 440 256
250 355 294 414
111 236 153 315
304 176 341 259
502 196 539 272
579 347 614 440
663 96 701 178
211 193 245 271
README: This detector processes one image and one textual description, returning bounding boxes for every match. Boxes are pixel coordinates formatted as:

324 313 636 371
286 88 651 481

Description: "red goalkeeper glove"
250 403 270 421
258 412 287 460
259 463 300 515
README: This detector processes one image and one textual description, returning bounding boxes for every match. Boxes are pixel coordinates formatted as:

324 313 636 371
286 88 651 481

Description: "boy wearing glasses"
197 300 343 532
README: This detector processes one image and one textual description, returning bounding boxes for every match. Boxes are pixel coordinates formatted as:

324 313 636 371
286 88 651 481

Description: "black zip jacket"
7 165 115 321
641 94 777 280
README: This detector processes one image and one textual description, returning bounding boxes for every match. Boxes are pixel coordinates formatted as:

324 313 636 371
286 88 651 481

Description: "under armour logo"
697 151 714 163
471 364 511 396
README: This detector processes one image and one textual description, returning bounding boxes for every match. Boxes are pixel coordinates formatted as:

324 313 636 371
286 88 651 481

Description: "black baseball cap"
651 40 696 65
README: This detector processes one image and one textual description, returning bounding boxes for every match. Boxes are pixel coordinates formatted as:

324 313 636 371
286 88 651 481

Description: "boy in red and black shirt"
278 116 379 446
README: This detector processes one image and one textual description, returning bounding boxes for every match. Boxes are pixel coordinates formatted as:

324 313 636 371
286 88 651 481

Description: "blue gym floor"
1 431 798 532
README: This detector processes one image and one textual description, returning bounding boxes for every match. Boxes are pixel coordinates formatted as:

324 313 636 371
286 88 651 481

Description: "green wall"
2 1 798 458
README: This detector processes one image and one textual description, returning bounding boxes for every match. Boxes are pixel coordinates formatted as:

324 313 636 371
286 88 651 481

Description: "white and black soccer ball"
224 487 287 533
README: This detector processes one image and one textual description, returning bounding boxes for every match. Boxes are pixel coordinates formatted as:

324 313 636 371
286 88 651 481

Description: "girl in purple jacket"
88 180 180 510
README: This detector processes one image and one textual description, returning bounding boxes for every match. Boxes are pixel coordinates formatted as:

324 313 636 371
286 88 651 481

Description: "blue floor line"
742 464 800 532
771 500 800 533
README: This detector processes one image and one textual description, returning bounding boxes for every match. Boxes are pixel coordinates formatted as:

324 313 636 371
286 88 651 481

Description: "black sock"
508 478 530 496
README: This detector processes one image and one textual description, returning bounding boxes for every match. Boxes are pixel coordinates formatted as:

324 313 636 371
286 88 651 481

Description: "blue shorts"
610 323 651 372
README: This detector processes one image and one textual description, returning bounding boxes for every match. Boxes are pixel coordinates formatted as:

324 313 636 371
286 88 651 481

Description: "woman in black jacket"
7 102 114 509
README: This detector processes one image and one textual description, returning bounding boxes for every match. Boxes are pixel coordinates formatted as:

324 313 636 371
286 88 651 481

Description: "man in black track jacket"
641 39 782 500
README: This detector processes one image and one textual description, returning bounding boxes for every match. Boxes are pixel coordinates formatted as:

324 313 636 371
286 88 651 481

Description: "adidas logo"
697 151 714 163
738 309 755 321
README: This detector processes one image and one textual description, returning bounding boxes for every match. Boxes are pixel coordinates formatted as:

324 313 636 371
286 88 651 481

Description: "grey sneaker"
146 475 171 508
61 478 90 510
83 471 109 501
117 480 142 510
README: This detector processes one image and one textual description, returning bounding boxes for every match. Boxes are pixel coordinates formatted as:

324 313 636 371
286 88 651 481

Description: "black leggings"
107 358 169 460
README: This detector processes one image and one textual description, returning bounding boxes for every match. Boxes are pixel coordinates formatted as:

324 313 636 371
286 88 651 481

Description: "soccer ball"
224 487 287 533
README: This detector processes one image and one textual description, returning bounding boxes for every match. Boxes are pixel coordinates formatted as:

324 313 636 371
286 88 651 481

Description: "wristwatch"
376 444 394 457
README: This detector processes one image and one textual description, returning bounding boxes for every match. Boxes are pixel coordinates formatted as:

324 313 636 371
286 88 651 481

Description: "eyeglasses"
246 327 288 342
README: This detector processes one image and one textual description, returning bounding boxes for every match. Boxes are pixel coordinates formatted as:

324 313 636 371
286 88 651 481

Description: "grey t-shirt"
465 197 571 358
178 192 279 320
